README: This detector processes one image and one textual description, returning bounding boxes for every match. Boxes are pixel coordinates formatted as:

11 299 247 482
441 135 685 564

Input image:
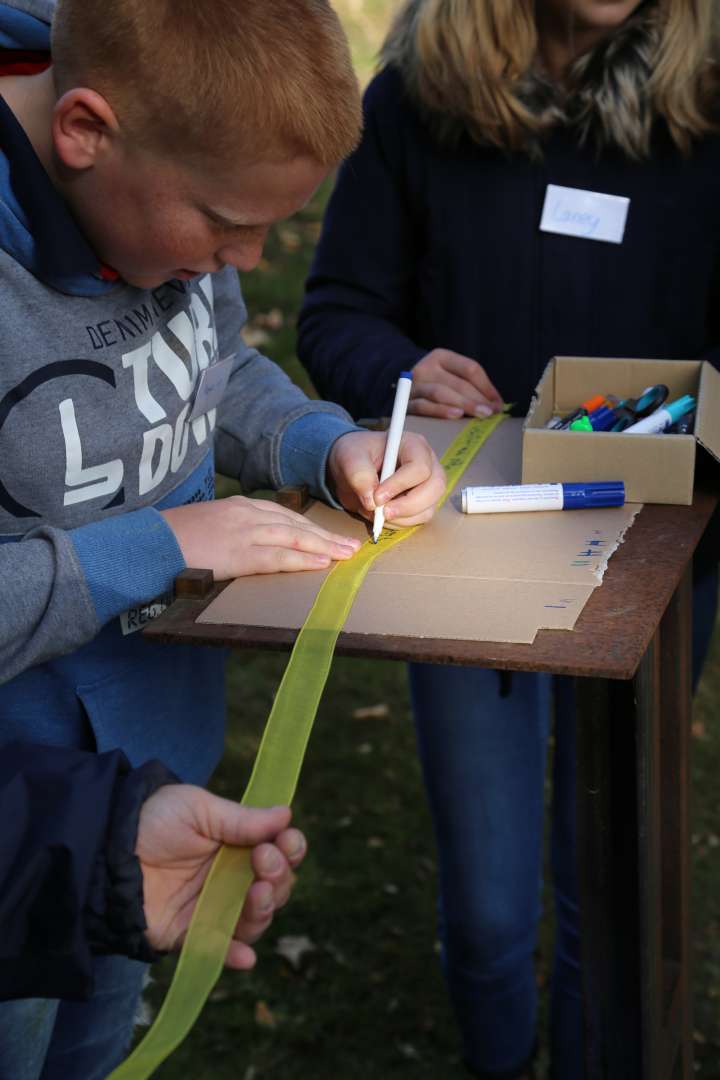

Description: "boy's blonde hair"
383 0 719 158
51 0 362 166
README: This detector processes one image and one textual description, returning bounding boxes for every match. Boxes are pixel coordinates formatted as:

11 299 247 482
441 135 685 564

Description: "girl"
298 2 720 1077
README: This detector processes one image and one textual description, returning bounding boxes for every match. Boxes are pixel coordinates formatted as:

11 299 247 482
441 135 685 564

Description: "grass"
146 7 720 1077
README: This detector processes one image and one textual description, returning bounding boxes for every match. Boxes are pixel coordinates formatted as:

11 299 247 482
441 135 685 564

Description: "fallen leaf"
383 883 399 896
134 998 154 1027
692 720 707 740
367 836 384 849
352 703 390 720
209 988 230 1003
254 307 284 330
254 1000 276 1028
278 226 301 251
275 934 316 970
242 327 270 348
357 742 373 755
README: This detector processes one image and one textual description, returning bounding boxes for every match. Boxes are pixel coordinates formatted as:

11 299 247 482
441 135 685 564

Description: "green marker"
569 415 593 432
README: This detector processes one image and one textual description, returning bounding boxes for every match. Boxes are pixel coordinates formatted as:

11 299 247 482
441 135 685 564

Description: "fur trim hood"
382 1 719 156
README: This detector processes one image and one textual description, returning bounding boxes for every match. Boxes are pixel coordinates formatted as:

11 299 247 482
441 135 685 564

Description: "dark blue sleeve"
0 743 175 1002
298 69 426 419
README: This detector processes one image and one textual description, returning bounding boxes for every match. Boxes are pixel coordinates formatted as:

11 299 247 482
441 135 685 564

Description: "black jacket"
298 66 720 420
0 743 174 1001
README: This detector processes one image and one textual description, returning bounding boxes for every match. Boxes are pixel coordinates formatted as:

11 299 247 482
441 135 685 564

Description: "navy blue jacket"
299 66 720 420
0 743 173 1001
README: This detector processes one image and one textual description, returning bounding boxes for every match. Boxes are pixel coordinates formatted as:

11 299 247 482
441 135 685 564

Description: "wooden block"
174 568 214 598
358 417 390 431
276 484 310 513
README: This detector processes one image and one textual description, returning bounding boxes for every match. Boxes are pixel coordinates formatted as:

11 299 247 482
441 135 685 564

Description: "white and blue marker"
461 481 625 514
624 394 695 434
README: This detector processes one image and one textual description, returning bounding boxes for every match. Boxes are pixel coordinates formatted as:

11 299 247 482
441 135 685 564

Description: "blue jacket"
0 742 173 1001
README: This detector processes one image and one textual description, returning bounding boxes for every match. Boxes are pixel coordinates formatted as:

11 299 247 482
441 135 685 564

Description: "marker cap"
562 481 625 509
399 371 413 380
586 405 617 431
569 415 593 431
633 384 669 418
665 395 695 424
581 394 607 413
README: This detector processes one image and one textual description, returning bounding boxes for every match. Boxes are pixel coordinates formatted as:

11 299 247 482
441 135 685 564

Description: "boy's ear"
52 88 120 170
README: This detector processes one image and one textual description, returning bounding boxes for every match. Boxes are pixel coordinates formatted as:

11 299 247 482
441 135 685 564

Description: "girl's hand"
410 348 504 419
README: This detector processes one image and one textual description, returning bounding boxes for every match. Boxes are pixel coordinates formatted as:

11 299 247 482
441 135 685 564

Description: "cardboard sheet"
199 418 641 645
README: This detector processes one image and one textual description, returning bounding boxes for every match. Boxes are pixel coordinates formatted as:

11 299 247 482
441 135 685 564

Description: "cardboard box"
523 356 720 504
199 418 640 646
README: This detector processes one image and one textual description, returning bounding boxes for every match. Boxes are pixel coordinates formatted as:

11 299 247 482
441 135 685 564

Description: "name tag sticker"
540 184 630 244
188 354 234 421
120 591 174 636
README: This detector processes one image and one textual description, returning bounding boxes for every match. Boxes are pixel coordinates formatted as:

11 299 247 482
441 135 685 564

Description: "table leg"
575 566 693 1080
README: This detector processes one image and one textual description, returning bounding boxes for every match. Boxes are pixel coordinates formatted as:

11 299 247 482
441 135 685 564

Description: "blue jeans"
0 955 147 1080
409 666 581 1079
409 565 718 1079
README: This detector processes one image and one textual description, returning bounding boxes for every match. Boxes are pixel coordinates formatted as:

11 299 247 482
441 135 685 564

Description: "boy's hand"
327 431 446 528
410 348 504 419
136 789 305 969
161 497 361 579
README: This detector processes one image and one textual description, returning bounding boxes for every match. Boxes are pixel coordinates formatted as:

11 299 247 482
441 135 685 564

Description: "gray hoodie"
0 0 357 781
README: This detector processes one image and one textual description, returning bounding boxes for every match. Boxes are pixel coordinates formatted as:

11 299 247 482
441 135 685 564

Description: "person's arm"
0 508 188 686
0 742 305 1001
171 265 445 537
210 267 359 497
701 248 720 371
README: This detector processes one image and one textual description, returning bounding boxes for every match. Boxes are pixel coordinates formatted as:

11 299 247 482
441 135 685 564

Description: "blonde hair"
382 0 719 157
51 0 362 166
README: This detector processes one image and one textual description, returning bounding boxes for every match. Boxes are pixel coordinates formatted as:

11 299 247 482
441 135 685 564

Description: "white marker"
461 482 625 513
372 372 413 543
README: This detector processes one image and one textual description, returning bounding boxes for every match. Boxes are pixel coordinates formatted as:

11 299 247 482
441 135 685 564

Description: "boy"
0 1 446 1076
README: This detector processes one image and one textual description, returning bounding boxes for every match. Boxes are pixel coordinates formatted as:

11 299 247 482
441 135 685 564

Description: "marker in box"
461 482 625 514
570 405 619 432
544 394 610 429
624 394 696 434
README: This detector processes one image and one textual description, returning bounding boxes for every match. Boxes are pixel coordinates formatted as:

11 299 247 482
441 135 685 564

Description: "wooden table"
145 491 718 1080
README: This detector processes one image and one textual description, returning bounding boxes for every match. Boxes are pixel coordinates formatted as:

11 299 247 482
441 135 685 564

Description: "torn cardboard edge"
199 417 641 646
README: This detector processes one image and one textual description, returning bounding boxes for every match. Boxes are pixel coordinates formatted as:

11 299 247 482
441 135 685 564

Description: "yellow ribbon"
108 411 507 1079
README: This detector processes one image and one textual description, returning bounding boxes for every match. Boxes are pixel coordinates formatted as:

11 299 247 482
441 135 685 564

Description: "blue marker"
461 481 625 514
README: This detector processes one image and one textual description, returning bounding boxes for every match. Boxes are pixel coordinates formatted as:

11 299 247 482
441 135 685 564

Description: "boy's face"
64 145 329 290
